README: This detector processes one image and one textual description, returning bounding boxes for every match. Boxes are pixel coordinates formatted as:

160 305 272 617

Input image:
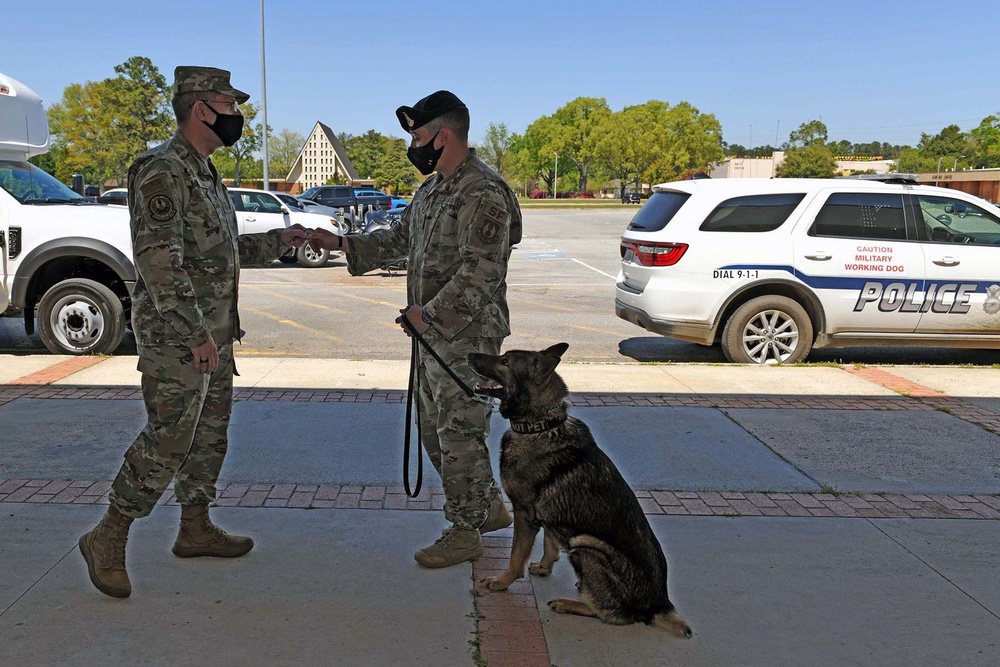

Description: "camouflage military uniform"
348 151 522 529
109 131 287 518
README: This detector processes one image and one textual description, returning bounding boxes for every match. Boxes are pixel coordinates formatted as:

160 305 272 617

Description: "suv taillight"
620 240 687 267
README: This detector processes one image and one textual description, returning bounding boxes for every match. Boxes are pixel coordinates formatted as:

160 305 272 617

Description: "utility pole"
260 0 270 191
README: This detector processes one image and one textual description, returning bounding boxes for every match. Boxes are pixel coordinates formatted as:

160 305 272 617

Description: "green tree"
646 101 724 183
549 97 612 192
373 136 420 193
969 114 1000 168
776 143 837 178
344 129 386 179
47 57 172 186
789 119 829 147
268 129 305 180
515 115 561 195
477 122 514 180
895 147 938 173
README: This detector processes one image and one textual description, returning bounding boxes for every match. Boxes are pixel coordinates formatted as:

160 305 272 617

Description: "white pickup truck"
1 71 135 355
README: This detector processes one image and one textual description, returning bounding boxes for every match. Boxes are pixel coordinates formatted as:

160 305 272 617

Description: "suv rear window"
699 193 805 233
626 191 691 232
809 193 906 240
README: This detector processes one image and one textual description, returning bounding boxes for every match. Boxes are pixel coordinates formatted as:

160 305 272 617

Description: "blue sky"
4 0 998 149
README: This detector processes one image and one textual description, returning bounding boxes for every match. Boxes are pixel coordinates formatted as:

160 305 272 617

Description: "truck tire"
297 243 329 268
721 295 813 365
37 278 126 355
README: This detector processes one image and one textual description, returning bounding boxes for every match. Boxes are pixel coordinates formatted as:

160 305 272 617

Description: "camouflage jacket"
347 151 522 341
127 131 285 370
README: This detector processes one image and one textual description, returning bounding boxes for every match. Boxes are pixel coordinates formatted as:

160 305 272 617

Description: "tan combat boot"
415 525 483 568
78 506 134 598
172 504 254 558
479 495 513 534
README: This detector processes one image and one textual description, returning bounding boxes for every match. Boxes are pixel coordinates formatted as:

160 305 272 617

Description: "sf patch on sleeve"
476 196 507 245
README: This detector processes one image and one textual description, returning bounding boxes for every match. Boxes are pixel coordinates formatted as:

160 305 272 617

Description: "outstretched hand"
281 224 310 248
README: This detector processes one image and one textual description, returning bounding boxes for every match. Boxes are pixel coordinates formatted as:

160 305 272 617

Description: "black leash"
400 314 482 498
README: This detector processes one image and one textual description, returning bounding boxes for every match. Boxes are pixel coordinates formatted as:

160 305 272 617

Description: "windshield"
0 159 83 203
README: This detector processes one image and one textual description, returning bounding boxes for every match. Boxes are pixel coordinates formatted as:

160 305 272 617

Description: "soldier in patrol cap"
78 65 312 598
311 90 523 568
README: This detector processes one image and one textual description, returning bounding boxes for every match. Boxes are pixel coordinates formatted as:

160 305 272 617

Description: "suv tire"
296 243 329 268
37 278 126 355
721 295 813 365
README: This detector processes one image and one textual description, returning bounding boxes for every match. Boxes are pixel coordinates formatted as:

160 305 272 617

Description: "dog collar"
510 410 568 434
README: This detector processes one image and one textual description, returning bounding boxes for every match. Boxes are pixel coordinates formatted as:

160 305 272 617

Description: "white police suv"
615 176 1000 364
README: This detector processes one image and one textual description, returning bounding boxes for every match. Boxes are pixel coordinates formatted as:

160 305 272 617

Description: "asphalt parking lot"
2 208 1000 365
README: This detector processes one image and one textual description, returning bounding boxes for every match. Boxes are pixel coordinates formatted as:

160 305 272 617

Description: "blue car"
389 195 409 209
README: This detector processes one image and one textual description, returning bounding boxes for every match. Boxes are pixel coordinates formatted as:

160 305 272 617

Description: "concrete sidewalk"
2 355 1000 666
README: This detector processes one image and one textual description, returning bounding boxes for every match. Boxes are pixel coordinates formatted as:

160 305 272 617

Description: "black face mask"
407 131 444 175
201 102 244 148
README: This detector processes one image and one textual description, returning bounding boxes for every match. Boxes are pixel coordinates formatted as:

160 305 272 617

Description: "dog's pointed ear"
541 343 569 358
536 343 568 379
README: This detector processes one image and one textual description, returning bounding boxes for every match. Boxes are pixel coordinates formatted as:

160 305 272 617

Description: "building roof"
317 122 360 181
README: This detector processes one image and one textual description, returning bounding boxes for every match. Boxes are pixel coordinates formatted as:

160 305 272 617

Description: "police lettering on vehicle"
853 281 977 314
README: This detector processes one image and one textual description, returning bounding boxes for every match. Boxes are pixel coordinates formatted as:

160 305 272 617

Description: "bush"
530 188 547 199
578 190 595 198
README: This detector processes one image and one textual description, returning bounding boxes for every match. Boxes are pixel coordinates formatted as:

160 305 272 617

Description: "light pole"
936 156 943 187
553 154 558 199
260 0 270 191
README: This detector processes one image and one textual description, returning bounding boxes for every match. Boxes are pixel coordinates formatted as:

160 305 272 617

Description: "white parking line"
569 258 617 281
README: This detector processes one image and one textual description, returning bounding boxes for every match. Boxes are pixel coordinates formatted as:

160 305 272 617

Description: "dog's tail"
652 610 693 639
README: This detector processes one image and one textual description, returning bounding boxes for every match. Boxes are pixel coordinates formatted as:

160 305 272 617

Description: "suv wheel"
297 243 329 268
721 295 813 365
37 278 126 355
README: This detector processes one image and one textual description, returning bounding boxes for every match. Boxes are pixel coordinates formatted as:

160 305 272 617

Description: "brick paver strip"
7 357 107 386
2 480 998 520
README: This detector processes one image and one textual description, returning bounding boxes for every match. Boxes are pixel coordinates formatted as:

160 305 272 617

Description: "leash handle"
403 333 423 499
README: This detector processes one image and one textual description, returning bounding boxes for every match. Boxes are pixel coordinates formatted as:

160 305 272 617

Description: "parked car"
389 194 409 209
622 191 642 204
615 176 1000 364
227 187 344 268
353 188 392 210
301 185 357 210
97 188 128 206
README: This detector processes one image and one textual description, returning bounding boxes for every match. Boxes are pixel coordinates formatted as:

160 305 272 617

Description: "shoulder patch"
148 194 176 222
477 218 502 245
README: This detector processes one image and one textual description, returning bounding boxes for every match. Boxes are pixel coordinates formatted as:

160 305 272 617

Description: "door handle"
245 216 256 222
804 253 832 261
932 257 960 267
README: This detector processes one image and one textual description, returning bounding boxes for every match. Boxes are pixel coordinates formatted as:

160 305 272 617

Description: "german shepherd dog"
468 343 692 637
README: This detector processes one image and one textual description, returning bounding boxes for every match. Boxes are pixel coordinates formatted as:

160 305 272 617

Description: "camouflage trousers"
417 332 502 530
110 345 235 518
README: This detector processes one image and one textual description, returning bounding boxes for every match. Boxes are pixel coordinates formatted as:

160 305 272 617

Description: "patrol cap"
172 66 249 104
396 90 466 132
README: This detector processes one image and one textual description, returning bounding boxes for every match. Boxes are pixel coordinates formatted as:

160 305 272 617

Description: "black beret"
396 90 466 132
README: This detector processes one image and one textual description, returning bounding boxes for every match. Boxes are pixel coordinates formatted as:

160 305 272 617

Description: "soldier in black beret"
312 90 523 568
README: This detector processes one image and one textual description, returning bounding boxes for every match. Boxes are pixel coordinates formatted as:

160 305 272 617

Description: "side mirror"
280 206 290 215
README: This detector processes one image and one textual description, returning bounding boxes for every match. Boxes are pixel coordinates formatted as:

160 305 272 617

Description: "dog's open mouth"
474 379 505 398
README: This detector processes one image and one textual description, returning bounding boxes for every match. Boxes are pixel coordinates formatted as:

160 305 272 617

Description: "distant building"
916 168 1000 204
285 121 364 194
710 151 894 178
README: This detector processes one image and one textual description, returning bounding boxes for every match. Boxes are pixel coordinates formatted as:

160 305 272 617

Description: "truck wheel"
297 243 329 268
721 295 813 365
278 247 298 264
37 278 126 355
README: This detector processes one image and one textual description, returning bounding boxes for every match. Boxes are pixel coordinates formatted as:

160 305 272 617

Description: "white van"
1 71 134 355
